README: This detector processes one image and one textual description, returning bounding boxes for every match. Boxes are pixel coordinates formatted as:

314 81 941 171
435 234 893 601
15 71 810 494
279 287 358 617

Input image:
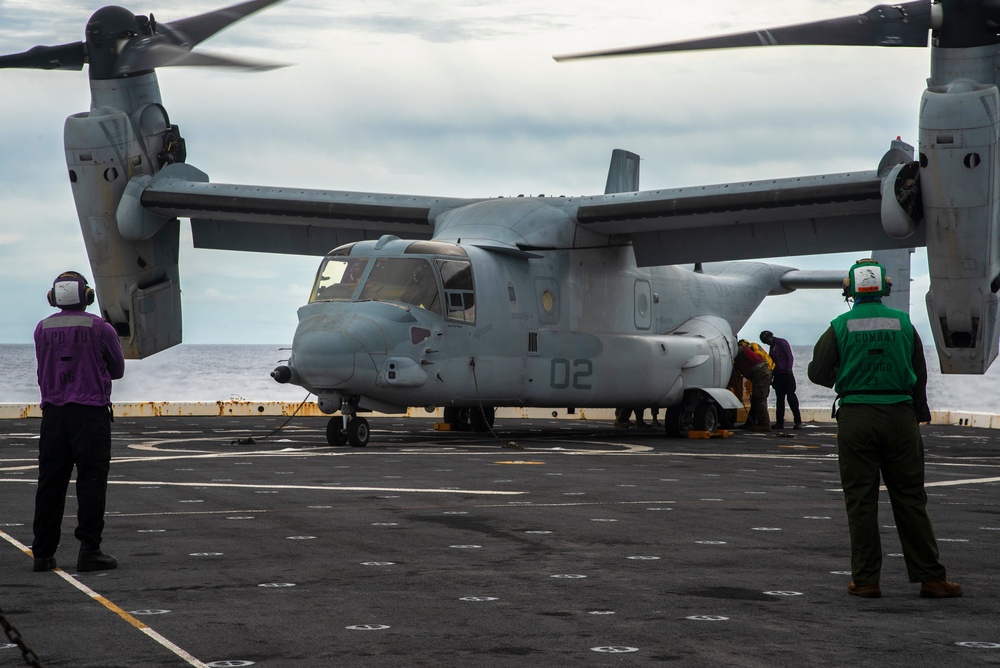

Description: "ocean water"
1 344 999 413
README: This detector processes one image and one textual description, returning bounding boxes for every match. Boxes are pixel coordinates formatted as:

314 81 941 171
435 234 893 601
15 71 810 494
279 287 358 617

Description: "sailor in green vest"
807 259 962 599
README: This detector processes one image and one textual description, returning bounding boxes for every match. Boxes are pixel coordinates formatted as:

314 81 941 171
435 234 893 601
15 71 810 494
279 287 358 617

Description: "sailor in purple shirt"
31 271 125 573
760 330 803 430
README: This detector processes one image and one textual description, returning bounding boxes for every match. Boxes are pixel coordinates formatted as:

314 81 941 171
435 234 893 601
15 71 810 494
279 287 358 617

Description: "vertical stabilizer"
872 248 913 314
604 149 640 194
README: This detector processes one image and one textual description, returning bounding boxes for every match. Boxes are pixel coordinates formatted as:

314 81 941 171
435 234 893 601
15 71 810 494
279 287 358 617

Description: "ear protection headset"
46 271 95 309
841 258 892 300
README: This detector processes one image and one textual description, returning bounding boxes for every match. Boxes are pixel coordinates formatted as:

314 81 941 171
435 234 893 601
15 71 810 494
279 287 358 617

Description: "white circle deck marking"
804 516 831 520
551 574 587 579
206 661 255 667
696 541 727 545
687 615 729 621
450 545 482 549
308 505 332 509
227 517 255 520
131 609 170 615
372 523 399 526
525 530 552 534
956 642 1000 649
179 500 203 503
591 647 639 653
190 552 223 557
286 536 316 540
627 556 661 560
258 583 295 588
589 611 615 615
138 529 166 533
753 527 782 531
590 518 618 522
346 624 390 631
361 562 395 566
765 591 803 596
831 571 852 575
460 596 499 602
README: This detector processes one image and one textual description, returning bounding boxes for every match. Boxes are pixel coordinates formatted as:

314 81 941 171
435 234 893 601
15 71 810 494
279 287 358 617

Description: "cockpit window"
358 258 442 315
310 257 368 302
438 259 475 323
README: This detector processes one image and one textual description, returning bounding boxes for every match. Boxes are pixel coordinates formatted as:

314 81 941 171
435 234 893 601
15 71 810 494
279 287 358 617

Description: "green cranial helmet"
844 258 891 300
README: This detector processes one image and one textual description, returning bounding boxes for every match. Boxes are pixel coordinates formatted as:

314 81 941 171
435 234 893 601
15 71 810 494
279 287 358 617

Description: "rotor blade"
159 0 288 49
115 41 286 75
0 41 86 71
555 0 932 61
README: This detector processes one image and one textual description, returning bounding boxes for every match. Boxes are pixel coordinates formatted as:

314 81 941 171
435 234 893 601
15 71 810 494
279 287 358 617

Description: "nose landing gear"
325 396 370 447
326 415 370 447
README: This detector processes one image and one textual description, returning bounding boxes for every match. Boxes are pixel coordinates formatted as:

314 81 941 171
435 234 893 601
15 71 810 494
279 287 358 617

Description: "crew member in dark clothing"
760 330 803 429
32 271 125 573
733 340 772 432
808 259 961 599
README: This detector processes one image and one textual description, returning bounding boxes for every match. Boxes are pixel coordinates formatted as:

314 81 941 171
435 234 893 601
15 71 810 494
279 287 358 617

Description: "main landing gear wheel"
694 402 719 434
664 398 718 437
443 406 495 432
470 406 495 433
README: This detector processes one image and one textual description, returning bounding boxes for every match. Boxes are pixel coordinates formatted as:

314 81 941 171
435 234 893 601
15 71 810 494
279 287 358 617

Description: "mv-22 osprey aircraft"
2 0 998 446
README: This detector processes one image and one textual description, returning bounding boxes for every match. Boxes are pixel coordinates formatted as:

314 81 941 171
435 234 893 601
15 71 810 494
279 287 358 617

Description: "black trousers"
771 371 802 426
32 403 112 558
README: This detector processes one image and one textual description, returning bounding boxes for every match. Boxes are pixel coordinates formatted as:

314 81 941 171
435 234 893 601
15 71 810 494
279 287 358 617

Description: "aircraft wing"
572 169 921 266
124 164 477 256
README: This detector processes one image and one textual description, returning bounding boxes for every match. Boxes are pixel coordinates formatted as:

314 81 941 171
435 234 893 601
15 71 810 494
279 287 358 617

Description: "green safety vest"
831 301 916 405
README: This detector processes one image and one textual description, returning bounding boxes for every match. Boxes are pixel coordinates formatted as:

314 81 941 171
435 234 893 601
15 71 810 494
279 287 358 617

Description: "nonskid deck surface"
1 417 999 667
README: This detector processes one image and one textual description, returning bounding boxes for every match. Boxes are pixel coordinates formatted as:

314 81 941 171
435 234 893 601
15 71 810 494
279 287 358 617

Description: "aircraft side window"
359 258 442 315
310 257 368 302
438 259 475 323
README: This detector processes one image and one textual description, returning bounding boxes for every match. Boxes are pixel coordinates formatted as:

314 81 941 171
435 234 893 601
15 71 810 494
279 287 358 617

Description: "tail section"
604 149 640 194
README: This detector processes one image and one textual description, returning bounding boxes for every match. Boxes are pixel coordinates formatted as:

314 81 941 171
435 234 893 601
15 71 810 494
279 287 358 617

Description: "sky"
0 0 934 347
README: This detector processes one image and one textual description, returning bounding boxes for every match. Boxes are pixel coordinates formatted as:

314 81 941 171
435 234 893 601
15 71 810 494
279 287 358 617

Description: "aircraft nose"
290 328 365 388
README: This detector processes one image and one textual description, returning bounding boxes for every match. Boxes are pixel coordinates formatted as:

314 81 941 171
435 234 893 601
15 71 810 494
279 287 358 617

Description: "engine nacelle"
65 74 185 359
919 80 1000 373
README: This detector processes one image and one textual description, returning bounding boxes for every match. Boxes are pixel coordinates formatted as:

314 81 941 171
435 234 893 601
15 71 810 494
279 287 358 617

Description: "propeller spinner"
0 0 286 79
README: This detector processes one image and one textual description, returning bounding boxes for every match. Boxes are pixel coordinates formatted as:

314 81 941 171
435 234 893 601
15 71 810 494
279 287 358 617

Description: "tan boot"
920 580 963 598
848 581 881 598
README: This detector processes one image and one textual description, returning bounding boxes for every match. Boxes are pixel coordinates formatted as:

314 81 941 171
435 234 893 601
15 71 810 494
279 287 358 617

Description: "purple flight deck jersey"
34 310 125 408
768 336 795 374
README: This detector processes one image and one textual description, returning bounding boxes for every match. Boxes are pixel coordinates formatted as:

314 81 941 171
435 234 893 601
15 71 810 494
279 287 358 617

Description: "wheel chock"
687 429 733 439
433 423 452 431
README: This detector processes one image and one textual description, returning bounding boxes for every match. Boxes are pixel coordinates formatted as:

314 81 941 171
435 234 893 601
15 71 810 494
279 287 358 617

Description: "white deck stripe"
0 531 209 668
